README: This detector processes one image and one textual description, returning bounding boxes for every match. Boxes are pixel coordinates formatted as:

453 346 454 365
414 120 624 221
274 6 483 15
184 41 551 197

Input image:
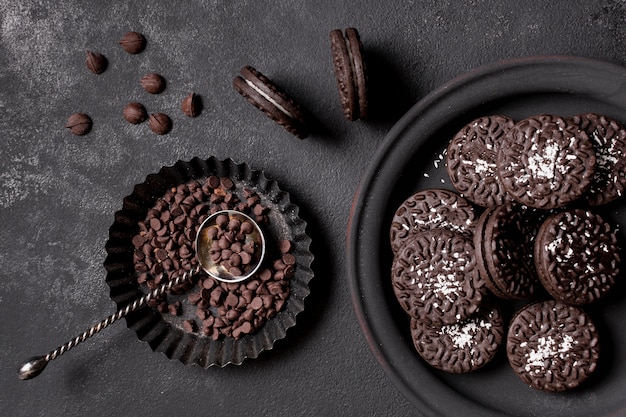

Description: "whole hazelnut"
119 31 146 54
140 73 165 94
123 102 148 124
86 51 107 74
66 113 92 135
181 92 201 117
149 113 172 135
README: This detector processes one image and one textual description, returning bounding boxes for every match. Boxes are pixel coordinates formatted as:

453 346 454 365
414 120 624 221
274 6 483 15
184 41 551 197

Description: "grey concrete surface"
1 1 625 416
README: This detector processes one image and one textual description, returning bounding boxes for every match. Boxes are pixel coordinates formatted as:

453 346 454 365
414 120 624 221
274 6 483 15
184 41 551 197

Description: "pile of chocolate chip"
132 177 294 340
66 31 201 137
204 212 262 278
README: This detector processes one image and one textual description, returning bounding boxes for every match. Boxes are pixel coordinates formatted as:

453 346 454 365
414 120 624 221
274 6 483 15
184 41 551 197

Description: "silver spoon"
18 210 265 380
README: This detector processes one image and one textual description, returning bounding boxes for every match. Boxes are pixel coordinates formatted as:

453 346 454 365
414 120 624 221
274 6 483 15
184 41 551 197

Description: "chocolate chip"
230 253 242 267
250 296 263 310
182 319 196 333
283 265 295 279
86 51 107 74
123 102 147 124
179 245 192 259
140 73 166 94
66 113 92 136
149 113 172 135
279 240 292 254
267 282 283 296
149 218 162 230
225 293 239 307
119 31 146 54
273 259 286 270
240 251 252 265
240 321 253 334
282 253 296 265
240 220 253 234
155 248 168 261
259 268 273 281
211 288 224 304
229 266 242 276
220 177 234 190
253 204 266 216
207 176 220 189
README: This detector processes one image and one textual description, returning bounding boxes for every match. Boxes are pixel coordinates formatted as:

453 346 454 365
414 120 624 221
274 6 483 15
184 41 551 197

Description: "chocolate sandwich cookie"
391 229 486 325
569 113 626 206
507 301 600 392
446 115 516 207
233 66 309 138
497 114 596 209
474 204 540 300
389 188 477 254
534 209 620 305
330 28 368 120
410 304 504 373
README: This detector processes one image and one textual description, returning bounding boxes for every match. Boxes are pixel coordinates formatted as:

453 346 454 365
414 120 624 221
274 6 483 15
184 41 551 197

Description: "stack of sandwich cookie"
389 111 625 389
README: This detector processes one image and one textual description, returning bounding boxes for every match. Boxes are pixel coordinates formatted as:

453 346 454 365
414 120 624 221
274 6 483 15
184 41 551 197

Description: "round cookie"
534 209 621 305
389 188 478 254
569 113 626 206
330 28 368 120
410 304 504 373
233 66 309 139
497 114 596 209
507 301 600 392
446 115 516 207
474 204 540 300
391 229 486 325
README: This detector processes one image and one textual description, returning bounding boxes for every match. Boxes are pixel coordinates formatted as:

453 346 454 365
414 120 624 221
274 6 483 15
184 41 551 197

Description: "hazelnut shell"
119 31 146 54
86 51 107 74
66 113 92 135
140 73 166 94
123 102 148 124
149 113 172 135
181 93 201 117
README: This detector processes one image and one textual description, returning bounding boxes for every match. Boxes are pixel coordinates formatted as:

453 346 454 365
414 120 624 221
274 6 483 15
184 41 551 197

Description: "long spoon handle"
18 266 200 380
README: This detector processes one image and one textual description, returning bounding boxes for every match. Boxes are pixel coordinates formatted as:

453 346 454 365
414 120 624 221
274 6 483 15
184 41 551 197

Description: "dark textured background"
1 1 625 416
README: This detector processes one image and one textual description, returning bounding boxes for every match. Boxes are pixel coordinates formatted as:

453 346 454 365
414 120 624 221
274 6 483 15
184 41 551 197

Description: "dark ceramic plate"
104 157 313 367
347 56 626 417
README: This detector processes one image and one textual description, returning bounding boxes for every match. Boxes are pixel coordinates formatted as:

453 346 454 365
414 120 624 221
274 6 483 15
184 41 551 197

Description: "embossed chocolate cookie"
474 204 540 300
569 113 626 206
330 27 368 120
534 209 621 305
391 229 486 325
507 301 600 392
446 115 516 207
233 66 310 138
497 114 596 209
410 304 504 373
389 188 478 254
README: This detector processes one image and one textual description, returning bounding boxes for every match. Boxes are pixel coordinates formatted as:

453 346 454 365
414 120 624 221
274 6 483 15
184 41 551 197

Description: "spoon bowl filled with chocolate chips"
196 210 266 283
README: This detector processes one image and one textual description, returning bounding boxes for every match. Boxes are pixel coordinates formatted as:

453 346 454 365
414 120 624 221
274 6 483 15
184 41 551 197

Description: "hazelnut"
66 113 92 136
181 92 201 117
119 31 146 54
140 73 165 94
85 51 107 74
149 113 172 135
123 102 148 124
